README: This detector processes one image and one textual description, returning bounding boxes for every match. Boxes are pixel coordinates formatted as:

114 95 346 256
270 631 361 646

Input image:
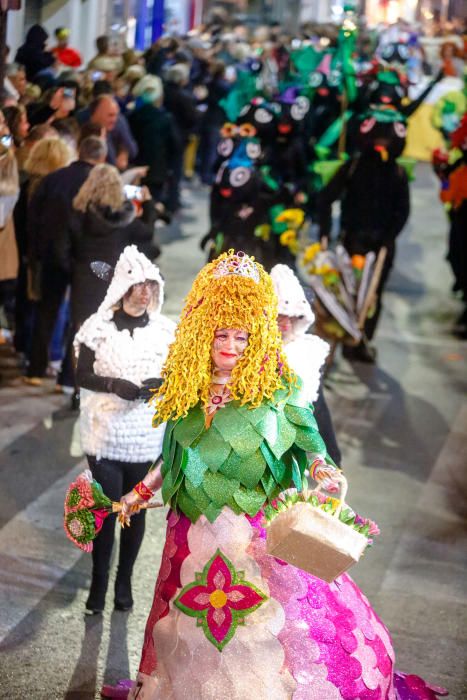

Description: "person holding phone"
27 85 76 128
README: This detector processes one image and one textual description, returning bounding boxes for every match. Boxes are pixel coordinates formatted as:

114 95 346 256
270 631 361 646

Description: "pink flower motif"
174 549 268 650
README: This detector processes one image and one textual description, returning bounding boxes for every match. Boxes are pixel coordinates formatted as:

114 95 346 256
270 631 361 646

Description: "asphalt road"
0 167 466 699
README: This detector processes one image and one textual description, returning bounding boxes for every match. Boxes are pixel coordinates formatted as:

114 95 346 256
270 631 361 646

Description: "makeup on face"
211 328 249 371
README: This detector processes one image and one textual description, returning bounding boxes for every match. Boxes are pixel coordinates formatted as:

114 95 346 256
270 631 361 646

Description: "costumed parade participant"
102 251 446 699
271 263 341 465
435 114 467 337
74 246 175 613
316 102 410 363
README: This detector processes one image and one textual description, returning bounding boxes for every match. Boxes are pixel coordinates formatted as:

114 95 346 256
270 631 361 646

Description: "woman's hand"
310 457 341 493
119 489 145 527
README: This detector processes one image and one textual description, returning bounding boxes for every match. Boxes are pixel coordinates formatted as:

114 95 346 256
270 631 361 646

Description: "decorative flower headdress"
151 250 294 424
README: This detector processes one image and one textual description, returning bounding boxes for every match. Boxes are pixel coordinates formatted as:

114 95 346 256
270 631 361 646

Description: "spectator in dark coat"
70 164 159 328
128 75 180 209
14 136 71 362
25 137 107 383
163 63 199 211
197 60 230 185
15 25 55 83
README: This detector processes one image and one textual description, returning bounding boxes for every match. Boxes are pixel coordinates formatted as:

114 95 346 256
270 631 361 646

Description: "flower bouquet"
265 474 379 582
297 242 387 345
64 470 161 552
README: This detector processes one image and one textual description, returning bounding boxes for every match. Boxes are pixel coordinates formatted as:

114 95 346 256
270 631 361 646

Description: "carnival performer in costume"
74 246 175 613
317 107 410 363
271 263 341 465
115 251 445 700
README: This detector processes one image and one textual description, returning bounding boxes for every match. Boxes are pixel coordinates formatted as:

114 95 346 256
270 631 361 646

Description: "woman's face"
122 280 157 316
211 328 249 372
18 112 30 140
277 314 294 343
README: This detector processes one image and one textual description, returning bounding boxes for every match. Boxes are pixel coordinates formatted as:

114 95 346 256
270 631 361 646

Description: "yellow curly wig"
152 251 294 424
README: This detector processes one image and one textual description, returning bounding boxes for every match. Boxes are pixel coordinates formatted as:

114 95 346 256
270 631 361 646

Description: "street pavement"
0 167 466 699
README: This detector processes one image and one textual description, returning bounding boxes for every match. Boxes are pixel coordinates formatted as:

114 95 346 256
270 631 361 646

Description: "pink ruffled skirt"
128 509 447 700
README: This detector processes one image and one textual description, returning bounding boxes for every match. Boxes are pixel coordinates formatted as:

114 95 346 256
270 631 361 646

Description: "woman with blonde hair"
70 163 160 329
14 136 71 361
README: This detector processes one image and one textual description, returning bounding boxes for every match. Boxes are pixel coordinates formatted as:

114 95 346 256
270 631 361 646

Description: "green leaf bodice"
160 382 331 523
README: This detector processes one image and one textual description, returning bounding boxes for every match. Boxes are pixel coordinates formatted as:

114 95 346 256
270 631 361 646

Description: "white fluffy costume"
74 246 175 462
270 264 329 403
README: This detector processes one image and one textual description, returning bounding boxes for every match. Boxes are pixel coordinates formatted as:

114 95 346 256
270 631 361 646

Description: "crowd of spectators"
0 17 465 393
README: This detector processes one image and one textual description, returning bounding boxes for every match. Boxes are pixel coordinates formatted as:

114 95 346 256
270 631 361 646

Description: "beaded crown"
212 251 260 284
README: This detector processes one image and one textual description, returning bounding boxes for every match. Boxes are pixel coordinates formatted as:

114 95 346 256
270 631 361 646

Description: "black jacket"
163 82 199 145
128 103 180 186
15 25 55 82
70 201 159 326
318 153 410 253
27 160 93 272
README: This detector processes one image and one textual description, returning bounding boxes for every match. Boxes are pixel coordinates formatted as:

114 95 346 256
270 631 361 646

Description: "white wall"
6 0 109 67
6 5 26 60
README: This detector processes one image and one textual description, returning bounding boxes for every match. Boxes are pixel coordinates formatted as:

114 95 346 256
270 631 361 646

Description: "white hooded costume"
271 264 329 403
74 246 176 463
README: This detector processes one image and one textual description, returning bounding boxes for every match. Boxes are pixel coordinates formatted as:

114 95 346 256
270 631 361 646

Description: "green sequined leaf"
255 410 279 443
204 502 223 523
236 449 267 489
212 405 251 442
291 444 308 476
162 420 176 463
202 472 240 506
260 442 287 484
183 447 208 488
162 427 178 479
176 487 202 523
286 388 310 408
230 424 264 459
236 403 272 426
284 404 318 429
267 412 296 459
218 451 243 480
171 443 186 483
261 470 277 497
197 427 231 472
184 479 211 512
233 485 267 516
173 405 206 448
294 425 326 454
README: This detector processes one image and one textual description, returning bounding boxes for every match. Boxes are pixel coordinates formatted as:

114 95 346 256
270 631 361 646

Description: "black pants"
86 456 150 585
28 266 69 377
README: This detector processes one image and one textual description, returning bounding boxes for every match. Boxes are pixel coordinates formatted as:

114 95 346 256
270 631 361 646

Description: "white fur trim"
76 315 175 462
97 245 164 322
270 264 315 334
285 335 329 403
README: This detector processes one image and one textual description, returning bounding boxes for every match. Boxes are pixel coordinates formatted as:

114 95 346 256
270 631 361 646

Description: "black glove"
138 377 163 402
106 378 140 401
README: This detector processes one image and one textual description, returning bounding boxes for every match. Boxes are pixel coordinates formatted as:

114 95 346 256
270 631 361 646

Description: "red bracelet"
133 481 154 501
